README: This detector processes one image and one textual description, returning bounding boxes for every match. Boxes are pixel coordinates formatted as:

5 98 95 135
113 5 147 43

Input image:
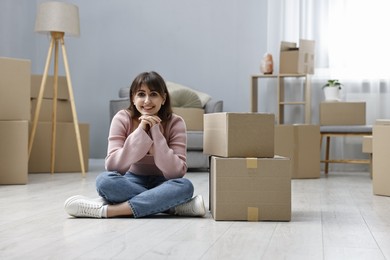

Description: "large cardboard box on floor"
29 122 89 173
210 156 291 221
172 107 204 131
320 102 366 125
31 74 69 100
373 120 390 196
203 113 275 158
275 124 320 179
279 39 315 74
0 121 28 184
31 98 73 122
0 57 31 120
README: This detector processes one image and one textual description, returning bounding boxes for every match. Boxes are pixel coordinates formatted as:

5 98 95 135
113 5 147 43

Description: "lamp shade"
35 1 80 37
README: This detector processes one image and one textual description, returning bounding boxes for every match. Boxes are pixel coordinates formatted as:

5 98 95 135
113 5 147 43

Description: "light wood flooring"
1 159 390 260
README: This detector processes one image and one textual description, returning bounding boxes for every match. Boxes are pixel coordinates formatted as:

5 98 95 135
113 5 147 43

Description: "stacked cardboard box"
275 124 320 179
279 39 315 74
320 102 366 125
0 57 31 184
29 75 89 173
373 120 390 196
204 113 291 221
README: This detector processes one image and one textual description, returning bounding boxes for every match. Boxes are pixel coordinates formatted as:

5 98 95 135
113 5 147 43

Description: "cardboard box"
362 135 373 178
373 121 390 196
203 113 275 158
275 124 320 179
29 122 89 173
31 74 69 100
375 119 390 125
320 102 366 125
0 57 31 120
31 98 73 122
362 136 372 153
279 39 315 74
210 156 291 221
0 121 28 184
173 107 204 131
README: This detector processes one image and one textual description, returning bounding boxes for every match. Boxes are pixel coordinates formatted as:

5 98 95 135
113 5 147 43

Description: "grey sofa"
109 87 223 170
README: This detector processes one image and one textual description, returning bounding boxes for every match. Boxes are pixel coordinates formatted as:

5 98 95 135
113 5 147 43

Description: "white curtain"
265 0 390 171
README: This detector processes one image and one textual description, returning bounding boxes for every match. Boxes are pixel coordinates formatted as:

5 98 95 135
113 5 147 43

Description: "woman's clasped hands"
139 115 162 131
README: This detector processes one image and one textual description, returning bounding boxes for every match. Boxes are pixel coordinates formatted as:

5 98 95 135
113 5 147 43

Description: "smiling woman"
132 85 166 116
64 71 206 219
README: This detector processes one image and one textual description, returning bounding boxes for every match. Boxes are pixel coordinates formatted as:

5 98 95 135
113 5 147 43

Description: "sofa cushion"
166 81 202 108
186 150 209 169
187 131 204 150
172 107 204 131
193 89 211 107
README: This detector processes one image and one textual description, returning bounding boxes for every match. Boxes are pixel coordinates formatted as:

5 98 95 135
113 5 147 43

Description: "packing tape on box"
246 158 258 169
246 159 259 221
247 207 259 221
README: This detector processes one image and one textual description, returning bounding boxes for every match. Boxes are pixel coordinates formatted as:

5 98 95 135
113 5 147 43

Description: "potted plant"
322 79 343 101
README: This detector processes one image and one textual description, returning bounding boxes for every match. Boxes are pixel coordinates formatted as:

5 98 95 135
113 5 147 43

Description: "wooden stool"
320 125 372 174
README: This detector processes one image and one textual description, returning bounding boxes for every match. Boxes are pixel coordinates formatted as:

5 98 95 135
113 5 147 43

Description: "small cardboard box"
362 135 372 154
0 57 31 120
0 121 28 184
31 74 69 100
320 102 366 125
279 39 315 74
29 122 89 173
203 113 275 158
210 156 291 221
373 121 390 196
173 107 204 131
275 124 320 179
31 98 73 122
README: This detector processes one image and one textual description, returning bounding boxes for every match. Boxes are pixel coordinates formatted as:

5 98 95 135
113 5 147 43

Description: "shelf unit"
250 74 311 124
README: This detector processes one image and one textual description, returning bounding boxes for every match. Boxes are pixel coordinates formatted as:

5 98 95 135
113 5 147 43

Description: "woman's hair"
127 71 172 121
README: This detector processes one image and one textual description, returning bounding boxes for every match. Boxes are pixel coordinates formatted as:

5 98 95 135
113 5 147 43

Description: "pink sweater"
105 110 187 179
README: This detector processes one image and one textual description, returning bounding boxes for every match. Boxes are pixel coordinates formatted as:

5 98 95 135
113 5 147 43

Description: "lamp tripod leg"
60 37 86 176
29 38 55 157
50 39 60 174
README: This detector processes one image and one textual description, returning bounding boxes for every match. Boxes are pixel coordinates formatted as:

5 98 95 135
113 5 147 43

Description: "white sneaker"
173 195 206 217
64 195 105 218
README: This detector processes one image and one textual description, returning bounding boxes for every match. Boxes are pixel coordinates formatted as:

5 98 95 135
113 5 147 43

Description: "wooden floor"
1 159 390 260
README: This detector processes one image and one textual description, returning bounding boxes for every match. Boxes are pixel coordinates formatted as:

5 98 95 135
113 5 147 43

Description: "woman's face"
132 84 166 116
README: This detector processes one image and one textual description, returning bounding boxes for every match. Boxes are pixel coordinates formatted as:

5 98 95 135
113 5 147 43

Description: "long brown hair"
127 71 172 121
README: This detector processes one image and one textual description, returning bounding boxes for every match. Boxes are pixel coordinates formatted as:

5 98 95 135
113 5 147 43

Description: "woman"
64 71 206 218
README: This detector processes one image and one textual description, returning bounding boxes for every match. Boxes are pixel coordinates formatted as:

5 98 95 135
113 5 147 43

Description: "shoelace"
176 199 197 215
78 201 102 217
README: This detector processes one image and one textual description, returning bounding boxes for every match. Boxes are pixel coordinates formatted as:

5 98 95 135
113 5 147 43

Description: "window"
267 0 390 79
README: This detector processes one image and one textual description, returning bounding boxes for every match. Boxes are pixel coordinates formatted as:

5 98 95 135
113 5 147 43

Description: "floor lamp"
30 1 85 176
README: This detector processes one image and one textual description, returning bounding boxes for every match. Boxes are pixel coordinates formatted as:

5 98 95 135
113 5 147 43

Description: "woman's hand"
138 115 162 131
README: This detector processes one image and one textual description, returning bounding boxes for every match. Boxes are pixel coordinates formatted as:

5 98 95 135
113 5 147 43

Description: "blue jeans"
95 171 194 218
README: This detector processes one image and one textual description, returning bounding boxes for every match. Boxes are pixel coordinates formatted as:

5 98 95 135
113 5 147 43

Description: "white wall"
0 0 268 158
